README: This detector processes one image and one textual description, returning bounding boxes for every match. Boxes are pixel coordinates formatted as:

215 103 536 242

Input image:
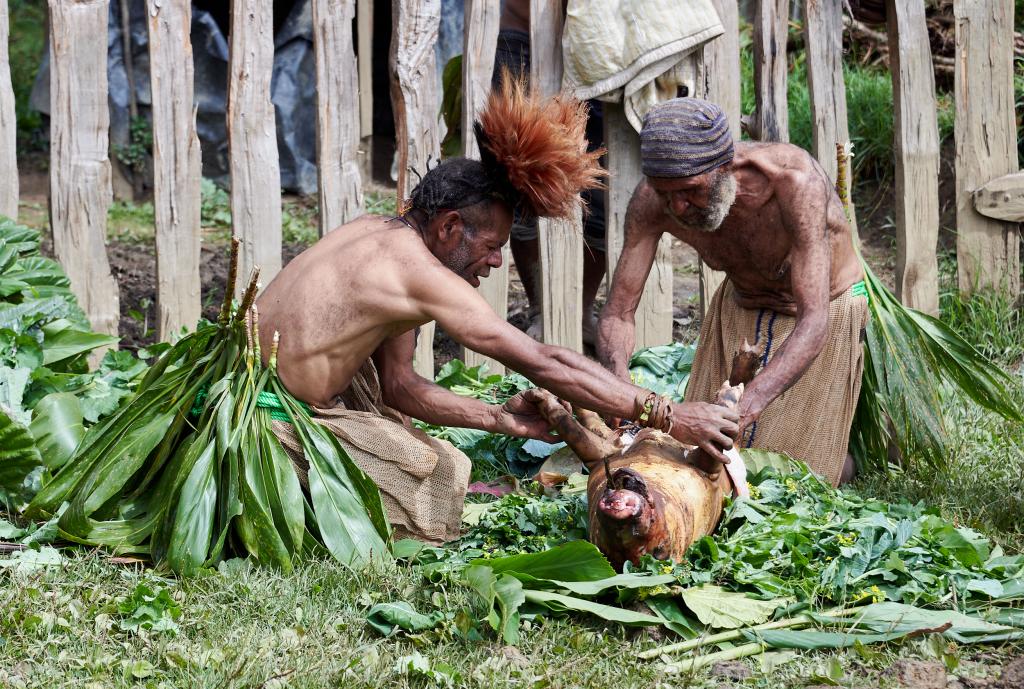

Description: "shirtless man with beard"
597 98 866 486
256 86 739 544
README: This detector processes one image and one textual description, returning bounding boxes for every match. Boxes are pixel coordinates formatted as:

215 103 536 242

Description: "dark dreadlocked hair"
404 153 521 225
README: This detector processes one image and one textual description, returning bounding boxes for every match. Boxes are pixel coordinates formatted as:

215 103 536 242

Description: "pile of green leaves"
373 451 1023 663
0 217 150 506
679 451 1024 609
415 360 563 477
628 342 696 402
14 241 390 574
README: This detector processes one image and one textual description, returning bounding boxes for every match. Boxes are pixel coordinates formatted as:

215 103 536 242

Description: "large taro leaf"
0 364 30 426
40 321 118 366
464 565 526 644
524 589 663 626
0 217 41 254
0 407 42 496
477 540 615 583
680 584 789 630
29 392 84 470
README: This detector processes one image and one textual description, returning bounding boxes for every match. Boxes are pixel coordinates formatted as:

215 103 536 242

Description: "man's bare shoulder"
627 179 667 229
735 141 827 190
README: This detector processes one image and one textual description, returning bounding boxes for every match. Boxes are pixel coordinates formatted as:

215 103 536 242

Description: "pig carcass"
526 342 760 570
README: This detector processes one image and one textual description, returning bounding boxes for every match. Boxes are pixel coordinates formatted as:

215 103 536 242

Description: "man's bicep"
780 171 832 316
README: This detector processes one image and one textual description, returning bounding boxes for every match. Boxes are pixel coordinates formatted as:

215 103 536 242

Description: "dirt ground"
18 159 939 370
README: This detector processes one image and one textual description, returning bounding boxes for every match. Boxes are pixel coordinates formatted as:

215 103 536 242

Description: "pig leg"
573 407 619 442
522 389 618 467
687 340 763 478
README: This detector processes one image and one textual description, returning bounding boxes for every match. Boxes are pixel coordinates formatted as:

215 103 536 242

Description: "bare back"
256 216 441 406
637 142 862 314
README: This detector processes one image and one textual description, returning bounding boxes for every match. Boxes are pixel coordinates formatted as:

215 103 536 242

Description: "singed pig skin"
524 341 761 571
586 430 731 571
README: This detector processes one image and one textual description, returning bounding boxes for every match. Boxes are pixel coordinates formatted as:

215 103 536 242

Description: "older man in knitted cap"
597 97 866 486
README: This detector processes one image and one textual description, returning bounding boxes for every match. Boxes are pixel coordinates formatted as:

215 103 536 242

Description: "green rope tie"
851 280 868 304
190 387 311 422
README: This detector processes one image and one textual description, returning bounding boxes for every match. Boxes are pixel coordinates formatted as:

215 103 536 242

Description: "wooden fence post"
751 0 789 142
886 0 940 314
699 0 741 314
313 0 363 235
802 0 857 235
391 0 441 378
48 0 120 336
461 0 506 372
603 103 673 350
228 0 282 299
147 0 202 338
357 0 373 178
531 0 583 352
0 1 16 220
954 0 1020 297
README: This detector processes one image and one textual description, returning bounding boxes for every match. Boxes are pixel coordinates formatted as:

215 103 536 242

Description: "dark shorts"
493 30 607 251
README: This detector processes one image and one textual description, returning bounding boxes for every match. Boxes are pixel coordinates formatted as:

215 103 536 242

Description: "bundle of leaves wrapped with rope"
23 240 391 574
835 145 1024 470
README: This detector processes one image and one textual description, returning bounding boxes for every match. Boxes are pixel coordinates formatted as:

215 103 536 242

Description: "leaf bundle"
23 240 391 574
830 146 1023 471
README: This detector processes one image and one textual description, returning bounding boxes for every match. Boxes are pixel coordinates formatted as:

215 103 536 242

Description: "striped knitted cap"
640 98 734 178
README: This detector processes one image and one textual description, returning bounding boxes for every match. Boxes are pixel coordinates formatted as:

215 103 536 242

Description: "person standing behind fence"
493 0 608 347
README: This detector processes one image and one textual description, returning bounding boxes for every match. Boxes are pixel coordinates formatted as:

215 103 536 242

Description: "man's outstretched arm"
373 330 558 441
597 183 662 379
415 262 740 461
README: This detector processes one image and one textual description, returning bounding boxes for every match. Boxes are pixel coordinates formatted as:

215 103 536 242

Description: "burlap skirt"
271 360 471 544
685 280 869 486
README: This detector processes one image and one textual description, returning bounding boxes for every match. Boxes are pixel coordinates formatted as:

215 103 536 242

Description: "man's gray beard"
665 171 738 233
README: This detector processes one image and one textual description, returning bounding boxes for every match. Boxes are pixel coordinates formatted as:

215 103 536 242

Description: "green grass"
104 180 323 246
9 0 46 149
739 26 958 188
0 550 1018 689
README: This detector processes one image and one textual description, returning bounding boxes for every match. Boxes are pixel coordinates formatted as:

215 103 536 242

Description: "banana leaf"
20 240 392 574
831 146 1023 472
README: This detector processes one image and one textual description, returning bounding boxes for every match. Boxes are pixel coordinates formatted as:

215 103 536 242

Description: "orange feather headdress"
475 71 606 220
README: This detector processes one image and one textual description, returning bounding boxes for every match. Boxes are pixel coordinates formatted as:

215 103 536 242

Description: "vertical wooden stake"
357 0 374 179
531 0 583 352
751 0 789 142
461 0 506 372
802 0 857 236
699 0 741 314
886 0 940 314
954 0 1020 297
313 0 363 235
391 0 441 378
604 102 673 350
0 0 16 220
48 0 120 336
228 0 282 299
148 0 202 338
